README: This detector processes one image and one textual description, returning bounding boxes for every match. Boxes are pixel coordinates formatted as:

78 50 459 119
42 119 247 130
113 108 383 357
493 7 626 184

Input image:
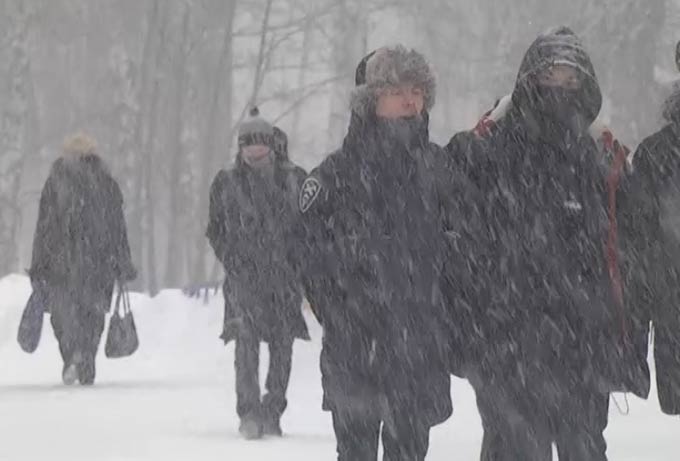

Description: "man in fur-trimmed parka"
295 45 462 461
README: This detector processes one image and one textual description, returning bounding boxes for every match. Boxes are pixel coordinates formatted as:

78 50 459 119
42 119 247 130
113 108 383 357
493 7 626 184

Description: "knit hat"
238 107 274 149
516 26 597 84
350 45 436 116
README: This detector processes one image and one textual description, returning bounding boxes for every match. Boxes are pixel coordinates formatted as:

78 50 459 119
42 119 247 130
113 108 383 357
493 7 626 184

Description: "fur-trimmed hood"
350 45 436 116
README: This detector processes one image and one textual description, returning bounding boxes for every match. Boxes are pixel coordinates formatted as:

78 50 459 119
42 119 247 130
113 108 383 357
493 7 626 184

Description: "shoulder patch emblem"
299 177 322 213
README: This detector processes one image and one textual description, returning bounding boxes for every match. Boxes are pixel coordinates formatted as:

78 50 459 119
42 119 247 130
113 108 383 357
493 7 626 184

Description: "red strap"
602 130 629 343
473 116 495 138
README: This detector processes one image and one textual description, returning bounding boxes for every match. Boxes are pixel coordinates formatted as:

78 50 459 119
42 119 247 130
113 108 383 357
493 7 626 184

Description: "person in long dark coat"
445 27 646 460
206 110 309 439
618 81 680 416
29 133 136 385
296 46 457 461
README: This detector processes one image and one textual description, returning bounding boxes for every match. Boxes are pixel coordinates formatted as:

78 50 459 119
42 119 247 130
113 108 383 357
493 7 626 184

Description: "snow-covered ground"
0 274 677 461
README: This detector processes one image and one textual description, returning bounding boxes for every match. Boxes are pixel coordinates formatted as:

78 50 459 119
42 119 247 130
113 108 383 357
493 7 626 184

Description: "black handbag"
17 289 47 353
105 285 139 358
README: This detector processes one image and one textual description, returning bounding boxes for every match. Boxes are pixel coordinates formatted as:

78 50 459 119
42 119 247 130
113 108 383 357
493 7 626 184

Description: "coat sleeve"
293 171 340 326
440 132 496 297
626 137 680 414
628 142 659 247
620 140 665 320
439 133 496 372
284 164 309 287
108 177 136 281
29 170 60 283
206 170 237 270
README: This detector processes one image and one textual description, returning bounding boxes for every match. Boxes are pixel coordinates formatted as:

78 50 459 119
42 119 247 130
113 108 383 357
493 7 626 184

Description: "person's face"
242 144 272 167
375 84 425 119
536 64 582 90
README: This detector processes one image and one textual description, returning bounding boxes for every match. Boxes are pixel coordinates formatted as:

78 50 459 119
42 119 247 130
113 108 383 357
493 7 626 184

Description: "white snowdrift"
0 274 676 460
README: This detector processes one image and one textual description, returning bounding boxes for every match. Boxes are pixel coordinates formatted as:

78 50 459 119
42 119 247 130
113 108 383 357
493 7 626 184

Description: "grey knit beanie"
238 107 274 148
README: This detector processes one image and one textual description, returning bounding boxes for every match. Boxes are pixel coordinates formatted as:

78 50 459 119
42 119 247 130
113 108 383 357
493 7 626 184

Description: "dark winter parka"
207 154 310 344
619 84 680 414
446 27 647 398
30 151 135 311
296 52 457 425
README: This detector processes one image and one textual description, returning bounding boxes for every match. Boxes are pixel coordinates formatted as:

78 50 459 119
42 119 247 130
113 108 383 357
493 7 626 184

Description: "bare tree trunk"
201 0 276 285
165 5 191 288
326 0 367 150
0 0 30 275
291 16 313 147
144 78 160 296
142 3 170 296
127 0 161 290
191 0 237 283
249 0 274 106
17 55 41 270
607 0 666 144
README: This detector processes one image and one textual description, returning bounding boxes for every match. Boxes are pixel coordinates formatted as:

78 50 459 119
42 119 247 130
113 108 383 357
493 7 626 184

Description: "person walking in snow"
206 110 309 440
445 27 647 460
617 81 680 417
296 45 459 461
29 133 136 386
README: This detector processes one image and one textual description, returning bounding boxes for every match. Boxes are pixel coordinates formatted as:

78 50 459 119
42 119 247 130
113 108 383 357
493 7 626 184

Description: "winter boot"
77 353 96 386
62 351 83 386
262 414 282 437
62 363 79 386
261 394 285 436
239 413 263 440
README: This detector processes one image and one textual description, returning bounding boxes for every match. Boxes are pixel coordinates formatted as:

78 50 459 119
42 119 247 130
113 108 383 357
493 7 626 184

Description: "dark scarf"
342 111 431 228
340 110 445 336
233 158 290 258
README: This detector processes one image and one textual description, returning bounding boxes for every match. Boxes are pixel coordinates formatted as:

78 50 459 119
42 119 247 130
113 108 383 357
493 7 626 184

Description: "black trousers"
50 290 107 381
476 381 609 461
655 324 680 415
332 410 430 461
235 332 293 421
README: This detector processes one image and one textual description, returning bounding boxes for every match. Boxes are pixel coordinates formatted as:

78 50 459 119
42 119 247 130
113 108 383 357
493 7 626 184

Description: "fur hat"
62 132 97 157
350 45 436 116
238 107 274 149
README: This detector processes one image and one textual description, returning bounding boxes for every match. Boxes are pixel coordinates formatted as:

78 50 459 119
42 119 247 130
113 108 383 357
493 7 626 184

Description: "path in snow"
0 274 677 460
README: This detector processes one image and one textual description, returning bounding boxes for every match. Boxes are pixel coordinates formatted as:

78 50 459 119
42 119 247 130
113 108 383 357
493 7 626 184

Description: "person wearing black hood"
296 45 457 460
445 27 639 460
617 81 680 417
206 108 310 440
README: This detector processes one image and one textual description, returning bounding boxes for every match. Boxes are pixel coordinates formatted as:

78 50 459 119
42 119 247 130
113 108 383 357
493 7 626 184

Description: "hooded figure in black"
296 46 455 461
446 27 629 460
206 110 309 439
29 133 136 386
618 81 680 416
